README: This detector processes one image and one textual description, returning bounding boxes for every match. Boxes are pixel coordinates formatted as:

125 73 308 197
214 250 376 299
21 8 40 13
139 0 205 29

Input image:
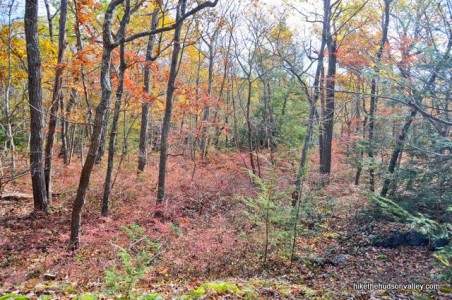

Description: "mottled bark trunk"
96 124 107 164
102 41 126 216
25 0 48 211
156 0 186 204
70 0 127 249
320 38 337 176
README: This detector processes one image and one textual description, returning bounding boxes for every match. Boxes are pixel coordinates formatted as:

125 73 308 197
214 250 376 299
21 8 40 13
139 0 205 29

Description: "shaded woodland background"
0 0 451 298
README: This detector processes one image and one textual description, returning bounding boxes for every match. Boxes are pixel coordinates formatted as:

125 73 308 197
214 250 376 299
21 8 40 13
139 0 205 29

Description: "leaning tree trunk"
25 0 48 211
70 46 114 248
44 0 68 200
156 0 187 205
293 102 316 205
138 8 159 172
291 0 327 200
70 0 129 249
380 109 417 197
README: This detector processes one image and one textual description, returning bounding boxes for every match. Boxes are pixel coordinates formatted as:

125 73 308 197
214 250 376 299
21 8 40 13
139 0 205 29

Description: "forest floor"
0 146 450 299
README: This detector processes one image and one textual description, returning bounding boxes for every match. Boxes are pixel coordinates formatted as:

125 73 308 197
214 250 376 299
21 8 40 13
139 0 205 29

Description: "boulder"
373 230 449 250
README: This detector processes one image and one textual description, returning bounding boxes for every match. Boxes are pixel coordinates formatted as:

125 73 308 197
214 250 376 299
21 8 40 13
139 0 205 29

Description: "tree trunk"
102 41 126 216
380 109 416 197
319 68 325 172
293 102 316 205
138 8 159 172
200 33 217 158
4 0 16 170
70 0 128 249
44 0 68 200
368 0 391 191
156 0 186 205
43 0 54 42
293 0 328 199
355 116 368 185
96 123 107 164
315 1 330 175
231 77 239 148
61 88 77 164
246 80 257 175
72 0 93 135
25 0 48 211
320 37 337 176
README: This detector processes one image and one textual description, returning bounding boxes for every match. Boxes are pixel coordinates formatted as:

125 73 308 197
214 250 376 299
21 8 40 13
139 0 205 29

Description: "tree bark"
319 0 336 176
293 102 316 205
25 0 48 211
156 0 186 205
43 0 54 42
70 0 128 249
368 0 391 191
102 41 127 216
200 31 217 158
246 80 257 176
44 0 68 200
292 0 328 200
380 109 417 197
320 37 337 176
95 123 107 164
138 8 159 172
4 0 16 170
72 0 93 135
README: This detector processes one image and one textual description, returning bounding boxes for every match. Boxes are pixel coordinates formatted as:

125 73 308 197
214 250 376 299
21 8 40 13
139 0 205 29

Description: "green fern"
103 224 160 299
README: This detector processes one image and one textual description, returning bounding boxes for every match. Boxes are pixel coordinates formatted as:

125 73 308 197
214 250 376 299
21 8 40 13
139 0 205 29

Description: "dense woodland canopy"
0 0 451 298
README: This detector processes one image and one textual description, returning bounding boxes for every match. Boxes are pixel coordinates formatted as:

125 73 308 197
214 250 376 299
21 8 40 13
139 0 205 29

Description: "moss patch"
181 281 242 299
0 294 29 300
76 294 98 300
140 293 164 300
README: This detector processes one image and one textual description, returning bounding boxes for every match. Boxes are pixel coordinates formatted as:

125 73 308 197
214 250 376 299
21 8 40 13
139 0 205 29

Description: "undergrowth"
103 224 161 299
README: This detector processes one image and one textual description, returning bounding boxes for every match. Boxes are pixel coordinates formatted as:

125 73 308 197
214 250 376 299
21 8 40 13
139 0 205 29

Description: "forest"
0 0 451 298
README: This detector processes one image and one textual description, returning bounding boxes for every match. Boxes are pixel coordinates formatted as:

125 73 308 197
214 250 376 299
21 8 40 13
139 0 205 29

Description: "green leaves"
371 195 451 240
103 224 161 299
